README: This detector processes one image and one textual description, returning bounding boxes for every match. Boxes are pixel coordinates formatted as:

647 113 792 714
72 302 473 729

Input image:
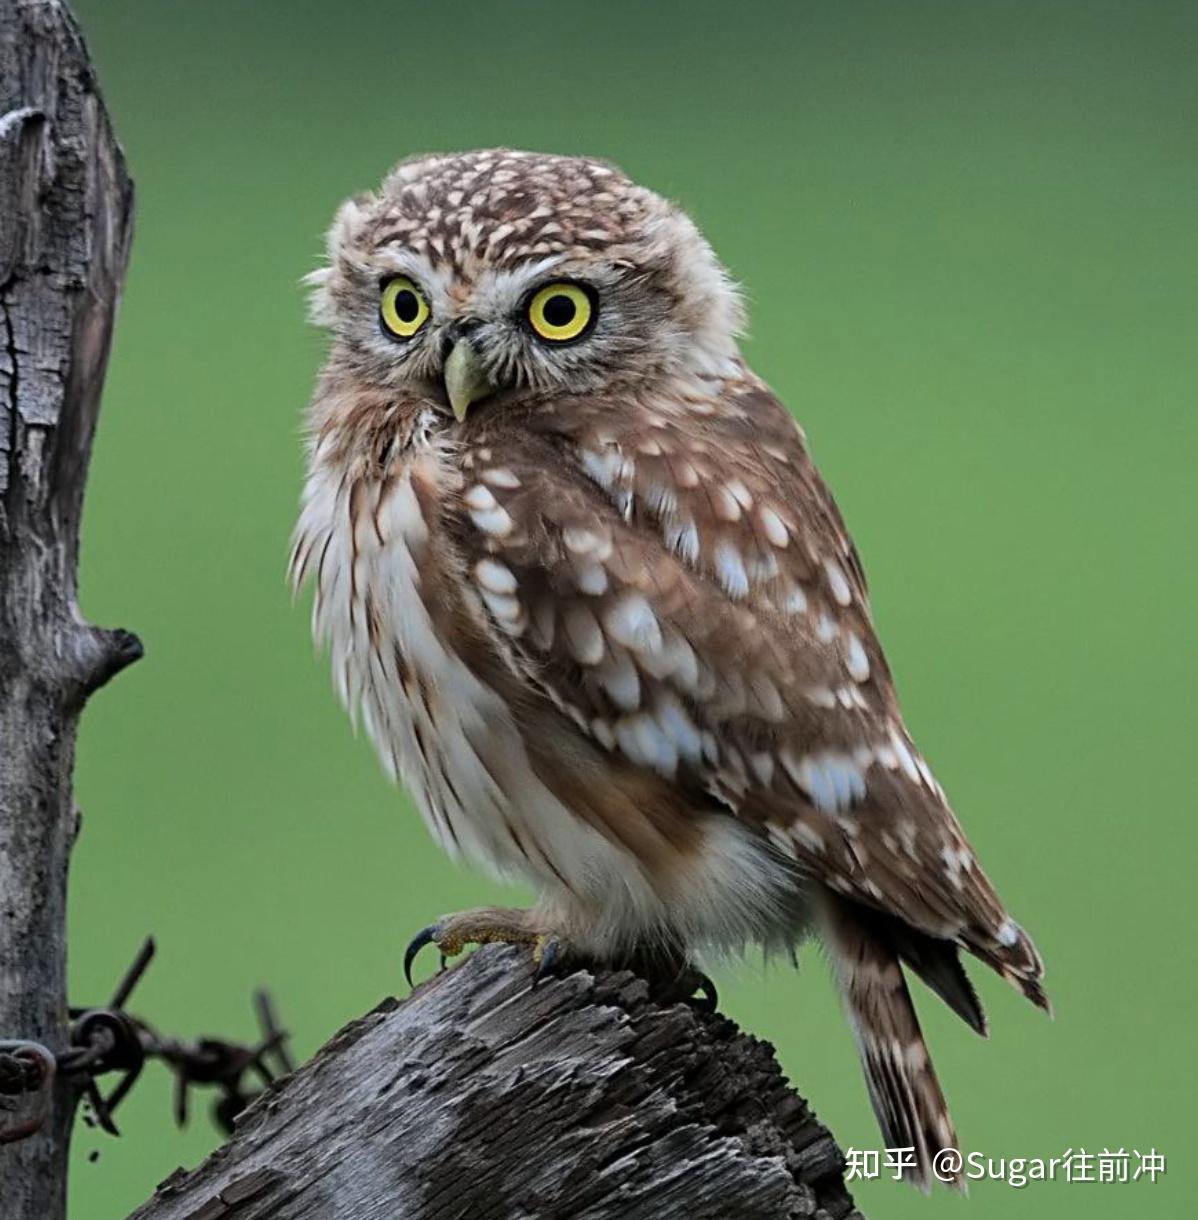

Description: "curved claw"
532 937 561 988
692 971 719 1012
403 924 444 988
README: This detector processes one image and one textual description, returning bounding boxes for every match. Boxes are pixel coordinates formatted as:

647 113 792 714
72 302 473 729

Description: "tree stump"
130 947 862 1220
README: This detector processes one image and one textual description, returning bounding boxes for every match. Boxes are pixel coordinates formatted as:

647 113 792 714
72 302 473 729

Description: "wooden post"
129 947 863 1220
0 2 139 1216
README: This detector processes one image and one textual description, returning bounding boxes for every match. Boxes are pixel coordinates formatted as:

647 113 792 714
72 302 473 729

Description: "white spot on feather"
783 583 808 615
480 588 525 635
665 519 700 564
604 593 662 654
941 843 974 892
653 692 703 762
758 506 789 548
597 651 640 711
726 478 754 509
474 558 516 595
470 504 515 537
464 484 497 511
792 820 826 854
563 526 611 560
713 485 742 522
825 560 852 606
574 561 608 595
643 482 677 517
845 632 870 682
887 725 921 783
564 604 605 665
749 751 776 786
714 541 749 599
615 713 678 776
590 718 616 750
580 447 633 495
782 750 867 812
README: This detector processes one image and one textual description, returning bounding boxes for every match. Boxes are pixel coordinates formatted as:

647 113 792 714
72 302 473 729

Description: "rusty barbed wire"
0 938 292 1145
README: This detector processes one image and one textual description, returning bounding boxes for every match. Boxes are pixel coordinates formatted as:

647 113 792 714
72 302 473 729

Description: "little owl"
291 149 1047 1187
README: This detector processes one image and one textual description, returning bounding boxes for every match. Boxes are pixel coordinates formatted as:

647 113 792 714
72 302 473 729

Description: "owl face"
309 150 744 420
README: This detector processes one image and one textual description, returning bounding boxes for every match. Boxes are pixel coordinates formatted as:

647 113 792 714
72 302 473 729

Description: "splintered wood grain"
131 947 862 1220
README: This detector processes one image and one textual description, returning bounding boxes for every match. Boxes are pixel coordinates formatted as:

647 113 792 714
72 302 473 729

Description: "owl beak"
443 340 495 422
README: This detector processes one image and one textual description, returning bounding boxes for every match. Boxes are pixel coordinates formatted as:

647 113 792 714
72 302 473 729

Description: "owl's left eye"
380 276 431 339
526 282 596 343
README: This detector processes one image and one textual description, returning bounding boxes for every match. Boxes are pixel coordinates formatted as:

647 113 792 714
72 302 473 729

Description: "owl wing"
450 372 1045 1007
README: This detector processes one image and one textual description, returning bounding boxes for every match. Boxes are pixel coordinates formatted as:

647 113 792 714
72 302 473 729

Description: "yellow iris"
527 282 594 343
380 276 430 339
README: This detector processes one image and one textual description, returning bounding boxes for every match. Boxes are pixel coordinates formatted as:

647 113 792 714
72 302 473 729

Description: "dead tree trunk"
130 947 863 1220
0 1 139 1217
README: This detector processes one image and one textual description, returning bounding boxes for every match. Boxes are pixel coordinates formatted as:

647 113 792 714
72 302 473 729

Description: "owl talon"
403 924 447 987
532 936 564 987
692 970 719 1012
402 907 547 989
646 962 719 1010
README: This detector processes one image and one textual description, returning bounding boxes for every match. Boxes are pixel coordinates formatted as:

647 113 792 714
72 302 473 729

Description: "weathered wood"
0 1 138 1215
131 947 862 1220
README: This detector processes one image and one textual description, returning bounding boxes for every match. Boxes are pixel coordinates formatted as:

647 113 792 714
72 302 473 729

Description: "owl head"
308 150 744 421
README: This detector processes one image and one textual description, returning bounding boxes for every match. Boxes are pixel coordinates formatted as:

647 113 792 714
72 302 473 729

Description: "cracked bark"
130 946 864 1220
0 2 138 1217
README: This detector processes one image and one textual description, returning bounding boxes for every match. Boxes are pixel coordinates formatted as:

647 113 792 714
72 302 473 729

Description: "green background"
62 1 1193 1215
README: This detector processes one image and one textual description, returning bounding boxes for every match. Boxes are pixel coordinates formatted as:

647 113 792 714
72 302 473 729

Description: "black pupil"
393 289 420 323
542 293 576 328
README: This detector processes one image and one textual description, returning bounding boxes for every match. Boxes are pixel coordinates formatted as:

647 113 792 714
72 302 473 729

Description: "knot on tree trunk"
131 947 863 1220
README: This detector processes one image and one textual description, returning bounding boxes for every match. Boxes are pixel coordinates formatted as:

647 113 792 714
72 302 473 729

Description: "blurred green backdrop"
63 0 1194 1216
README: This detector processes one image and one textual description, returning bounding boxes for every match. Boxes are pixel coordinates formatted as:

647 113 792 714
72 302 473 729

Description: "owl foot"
631 957 718 1011
674 965 719 1012
403 906 554 987
506 932 719 1011
402 908 718 1010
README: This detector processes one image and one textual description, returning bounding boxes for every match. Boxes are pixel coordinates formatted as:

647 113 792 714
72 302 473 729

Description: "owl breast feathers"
290 149 1047 1186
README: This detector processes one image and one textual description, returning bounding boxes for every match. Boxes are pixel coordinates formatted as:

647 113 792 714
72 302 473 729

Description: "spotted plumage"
291 149 1048 1187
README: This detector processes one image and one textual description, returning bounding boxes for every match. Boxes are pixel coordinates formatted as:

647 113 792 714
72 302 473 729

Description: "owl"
290 150 1047 1187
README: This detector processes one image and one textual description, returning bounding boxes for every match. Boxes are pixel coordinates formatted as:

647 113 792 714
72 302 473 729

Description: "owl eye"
380 276 431 339
526 282 595 343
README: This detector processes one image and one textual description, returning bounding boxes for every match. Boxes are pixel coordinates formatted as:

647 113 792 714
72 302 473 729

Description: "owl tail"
820 896 964 1191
